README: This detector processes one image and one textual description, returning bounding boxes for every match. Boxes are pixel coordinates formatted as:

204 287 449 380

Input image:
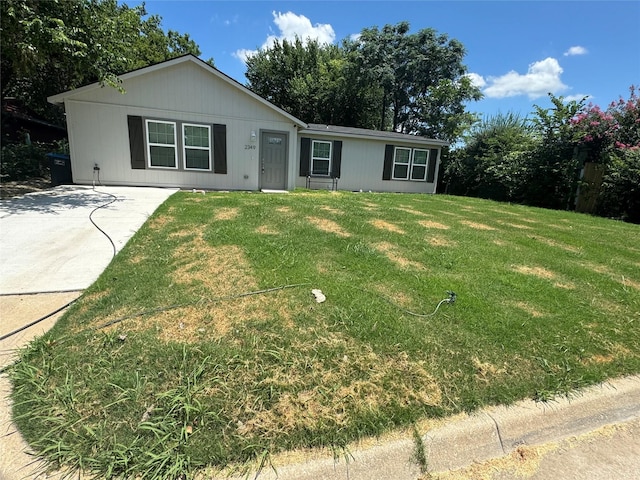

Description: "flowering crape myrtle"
571 85 640 161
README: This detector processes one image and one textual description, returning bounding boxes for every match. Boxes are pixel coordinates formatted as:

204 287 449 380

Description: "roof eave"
299 127 449 147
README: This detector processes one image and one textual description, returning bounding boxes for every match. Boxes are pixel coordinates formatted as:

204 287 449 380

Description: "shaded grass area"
10 191 640 478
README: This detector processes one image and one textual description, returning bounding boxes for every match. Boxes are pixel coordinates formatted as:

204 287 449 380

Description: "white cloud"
483 57 568 99
466 72 486 89
564 46 588 56
234 11 335 63
564 93 592 102
234 49 258 63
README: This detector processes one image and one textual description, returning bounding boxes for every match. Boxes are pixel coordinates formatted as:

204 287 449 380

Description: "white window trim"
410 149 429 181
182 123 212 171
146 119 178 169
311 139 332 176
391 146 411 180
392 147 431 182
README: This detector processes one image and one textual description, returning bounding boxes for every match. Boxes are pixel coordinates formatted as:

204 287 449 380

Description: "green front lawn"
10 190 640 478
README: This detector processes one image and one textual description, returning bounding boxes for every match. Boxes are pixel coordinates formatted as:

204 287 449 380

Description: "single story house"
48 54 448 193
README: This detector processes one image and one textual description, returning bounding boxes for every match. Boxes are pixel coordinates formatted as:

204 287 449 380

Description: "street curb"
225 375 640 480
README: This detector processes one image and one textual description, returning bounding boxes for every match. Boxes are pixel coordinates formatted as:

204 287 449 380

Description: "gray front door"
260 131 288 190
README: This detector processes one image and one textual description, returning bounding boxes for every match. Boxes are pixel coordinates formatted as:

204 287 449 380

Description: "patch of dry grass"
372 241 427 270
497 221 533 230
320 206 344 215
530 235 582 253
472 357 507 382
370 219 406 234
428 236 457 247
419 220 450 230
579 262 640 290
395 206 432 217
231 328 442 439
256 224 279 235
213 207 239 221
509 301 546 318
513 265 575 289
144 292 294 342
371 283 416 308
459 220 496 231
148 214 173 230
306 216 351 237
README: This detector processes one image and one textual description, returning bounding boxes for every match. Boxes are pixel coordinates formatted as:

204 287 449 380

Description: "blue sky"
130 0 640 120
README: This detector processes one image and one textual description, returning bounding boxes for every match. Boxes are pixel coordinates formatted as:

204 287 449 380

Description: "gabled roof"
47 54 307 128
302 123 449 146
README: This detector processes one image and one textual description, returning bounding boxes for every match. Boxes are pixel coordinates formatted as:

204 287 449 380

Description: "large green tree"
244 22 481 142
245 37 380 127
1 0 203 124
346 22 481 140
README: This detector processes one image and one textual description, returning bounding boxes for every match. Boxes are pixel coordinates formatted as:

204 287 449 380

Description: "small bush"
0 142 49 181
596 149 640 223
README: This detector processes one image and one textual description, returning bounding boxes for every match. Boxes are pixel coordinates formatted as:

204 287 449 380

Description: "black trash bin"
47 153 72 186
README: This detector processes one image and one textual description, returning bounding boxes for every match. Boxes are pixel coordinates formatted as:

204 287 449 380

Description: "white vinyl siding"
183 123 211 171
59 58 301 191
146 120 177 169
311 140 332 176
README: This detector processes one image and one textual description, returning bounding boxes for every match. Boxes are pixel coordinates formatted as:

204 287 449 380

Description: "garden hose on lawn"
383 290 457 318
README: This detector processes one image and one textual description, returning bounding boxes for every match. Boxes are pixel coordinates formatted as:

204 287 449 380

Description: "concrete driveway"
0 185 177 295
1 185 176 480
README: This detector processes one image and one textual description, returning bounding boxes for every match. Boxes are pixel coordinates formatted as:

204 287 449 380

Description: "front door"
260 131 288 190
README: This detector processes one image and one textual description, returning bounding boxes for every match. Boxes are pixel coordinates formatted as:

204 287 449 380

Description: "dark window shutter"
127 115 145 169
331 140 342 178
213 124 227 174
382 144 394 180
427 148 438 183
300 137 311 176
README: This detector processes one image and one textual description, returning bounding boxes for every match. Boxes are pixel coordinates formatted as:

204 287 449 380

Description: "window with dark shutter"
331 140 342 178
427 148 438 183
300 137 311 176
128 115 146 169
382 144 394 180
213 124 227 174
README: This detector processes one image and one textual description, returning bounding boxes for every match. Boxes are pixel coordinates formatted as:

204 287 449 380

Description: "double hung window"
183 123 211 171
311 140 332 176
392 147 411 179
146 120 212 170
410 149 429 181
146 120 177 168
392 147 430 181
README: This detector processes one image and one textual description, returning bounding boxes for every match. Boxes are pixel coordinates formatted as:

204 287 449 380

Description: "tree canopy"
245 22 482 142
1 0 204 124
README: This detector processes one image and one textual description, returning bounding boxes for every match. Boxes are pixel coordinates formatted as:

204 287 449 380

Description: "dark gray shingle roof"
302 123 448 146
